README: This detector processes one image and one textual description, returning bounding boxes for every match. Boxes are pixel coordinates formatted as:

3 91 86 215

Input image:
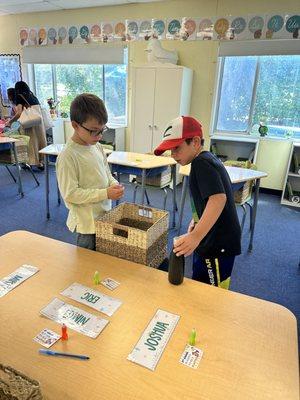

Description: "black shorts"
192 253 236 289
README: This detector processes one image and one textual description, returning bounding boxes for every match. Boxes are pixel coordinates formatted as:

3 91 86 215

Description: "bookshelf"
210 135 259 163
281 142 300 208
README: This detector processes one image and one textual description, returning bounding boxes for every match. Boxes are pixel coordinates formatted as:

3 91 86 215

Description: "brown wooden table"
0 231 298 400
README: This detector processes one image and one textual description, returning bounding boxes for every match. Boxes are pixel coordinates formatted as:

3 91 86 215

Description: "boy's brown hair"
70 93 108 125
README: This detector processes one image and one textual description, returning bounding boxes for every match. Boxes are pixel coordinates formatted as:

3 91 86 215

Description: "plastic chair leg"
26 164 40 186
5 165 17 183
248 202 253 231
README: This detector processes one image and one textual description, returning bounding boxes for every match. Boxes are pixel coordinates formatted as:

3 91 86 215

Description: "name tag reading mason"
60 282 122 317
0 264 39 298
127 309 180 371
40 298 109 338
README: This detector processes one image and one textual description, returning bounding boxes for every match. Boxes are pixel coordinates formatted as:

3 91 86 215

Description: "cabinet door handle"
153 125 158 129
148 124 152 129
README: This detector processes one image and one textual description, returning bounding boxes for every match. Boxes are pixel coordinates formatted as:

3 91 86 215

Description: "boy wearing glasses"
56 93 124 250
154 116 241 289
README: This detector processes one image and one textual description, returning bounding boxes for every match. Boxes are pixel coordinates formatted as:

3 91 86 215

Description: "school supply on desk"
40 298 109 338
0 265 39 298
127 309 180 371
39 349 89 360
179 344 203 369
60 282 122 316
34 328 61 348
61 323 68 340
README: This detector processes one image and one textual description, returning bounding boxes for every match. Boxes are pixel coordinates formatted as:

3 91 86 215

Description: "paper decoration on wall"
166 18 181 39
248 15 265 39
48 27 57 45
285 15 300 39
58 27 67 44
146 37 178 64
214 17 231 40
197 18 213 40
28 28 38 46
152 19 166 39
90 24 101 42
68 26 78 44
38 28 47 45
101 22 114 42
180 18 197 41
265 15 285 39
126 20 140 41
19 28 28 46
79 25 90 43
114 21 126 41
230 16 247 40
139 19 152 40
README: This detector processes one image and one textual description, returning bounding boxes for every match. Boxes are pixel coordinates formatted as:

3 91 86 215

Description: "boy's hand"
107 184 124 200
173 232 200 257
187 218 195 233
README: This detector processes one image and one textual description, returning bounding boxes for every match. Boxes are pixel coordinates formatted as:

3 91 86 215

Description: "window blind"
219 39 300 57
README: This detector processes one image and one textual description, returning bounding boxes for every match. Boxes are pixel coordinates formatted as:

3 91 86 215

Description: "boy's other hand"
173 232 200 257
187 218 195 233
107 184 124 200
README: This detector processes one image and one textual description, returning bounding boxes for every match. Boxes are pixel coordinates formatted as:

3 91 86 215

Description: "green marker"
189 328 196 346
93 271 100 285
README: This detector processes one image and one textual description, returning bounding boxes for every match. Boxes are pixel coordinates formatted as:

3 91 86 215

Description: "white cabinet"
130 64 193 153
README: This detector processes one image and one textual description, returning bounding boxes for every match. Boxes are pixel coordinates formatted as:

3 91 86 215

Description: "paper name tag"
40 298 109 339
60 282 122 316
34 329 61 348
138 208 152 218
179 345 203 369
101 278 120 291
0 264 39 298
127 309 180 371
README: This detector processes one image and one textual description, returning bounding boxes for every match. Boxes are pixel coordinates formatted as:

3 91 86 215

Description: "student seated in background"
56 93 124 251
154 116 241 289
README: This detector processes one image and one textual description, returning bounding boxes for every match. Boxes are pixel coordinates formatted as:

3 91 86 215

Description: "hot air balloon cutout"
38 28 47 45
126 20 140 41
248 15 265 39
80 25 90 43
47 27 57 45
19 28 28 46
180 18 197 41
68 26 78 44
197 18 213 40
152 19 166 39
230 17 247 40
214 18 230 40
90 24 101 42
114 22 126 41
101 22 114 42
58 27 67 44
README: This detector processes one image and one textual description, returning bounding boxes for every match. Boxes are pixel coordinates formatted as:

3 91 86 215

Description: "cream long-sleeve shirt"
56 139 118 234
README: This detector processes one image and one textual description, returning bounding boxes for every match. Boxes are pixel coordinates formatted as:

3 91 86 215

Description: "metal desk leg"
248 178 260 252
177 176 189 234
12 142 24 197
171 164 177 228
45 154 50 219
57 181 61 205
141 169 146 206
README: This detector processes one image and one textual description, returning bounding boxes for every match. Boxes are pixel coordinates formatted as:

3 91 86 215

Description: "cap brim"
154 138 185 156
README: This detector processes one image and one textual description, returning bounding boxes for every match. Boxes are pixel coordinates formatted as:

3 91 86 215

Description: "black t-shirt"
16 92 39 107
189 151 241 257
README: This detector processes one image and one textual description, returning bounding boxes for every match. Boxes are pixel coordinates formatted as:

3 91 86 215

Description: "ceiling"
0 0 165 16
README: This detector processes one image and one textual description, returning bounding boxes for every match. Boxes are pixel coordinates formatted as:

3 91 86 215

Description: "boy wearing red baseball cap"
154 116 241 289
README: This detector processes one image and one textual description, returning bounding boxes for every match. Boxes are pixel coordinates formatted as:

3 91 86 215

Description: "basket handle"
112 223 129 239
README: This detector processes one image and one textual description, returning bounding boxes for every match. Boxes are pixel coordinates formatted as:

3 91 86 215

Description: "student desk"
0 231 298 400
0 136 23 197
107 151 177 227
39 144 112 219
177 164 268 252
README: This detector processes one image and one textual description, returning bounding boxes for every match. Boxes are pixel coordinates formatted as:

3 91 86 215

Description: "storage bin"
95 202 169 268
0 137 29 165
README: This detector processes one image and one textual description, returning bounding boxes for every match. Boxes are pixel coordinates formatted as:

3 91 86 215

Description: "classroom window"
33 63 127 125
214 55 300 139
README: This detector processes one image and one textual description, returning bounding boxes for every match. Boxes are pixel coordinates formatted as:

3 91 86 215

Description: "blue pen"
39 349 90 360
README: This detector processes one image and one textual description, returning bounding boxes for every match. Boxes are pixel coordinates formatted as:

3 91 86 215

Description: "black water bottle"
168 237 185 285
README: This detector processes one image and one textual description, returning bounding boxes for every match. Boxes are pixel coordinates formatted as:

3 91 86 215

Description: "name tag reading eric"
60 283 122 317
127 309 180 371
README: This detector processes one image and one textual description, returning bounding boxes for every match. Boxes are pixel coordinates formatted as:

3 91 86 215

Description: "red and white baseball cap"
154 116 203 156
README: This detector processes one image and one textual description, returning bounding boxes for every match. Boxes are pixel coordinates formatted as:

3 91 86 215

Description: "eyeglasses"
78 123 108 137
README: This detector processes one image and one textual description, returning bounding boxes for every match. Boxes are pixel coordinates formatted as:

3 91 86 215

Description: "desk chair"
0 132 39 188
224 160 257 232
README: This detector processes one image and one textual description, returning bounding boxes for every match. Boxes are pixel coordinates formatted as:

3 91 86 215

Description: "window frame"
212 55 299 139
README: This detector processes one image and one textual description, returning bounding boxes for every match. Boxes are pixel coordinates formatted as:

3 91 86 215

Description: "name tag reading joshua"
127 309 180 371
60 283 122 317
0 264 39 298
40 298 109 338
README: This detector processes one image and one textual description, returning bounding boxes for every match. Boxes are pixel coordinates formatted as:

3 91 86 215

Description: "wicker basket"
0 138 29 164
0 365 42 400
95 202 169 268
224 160 256 204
